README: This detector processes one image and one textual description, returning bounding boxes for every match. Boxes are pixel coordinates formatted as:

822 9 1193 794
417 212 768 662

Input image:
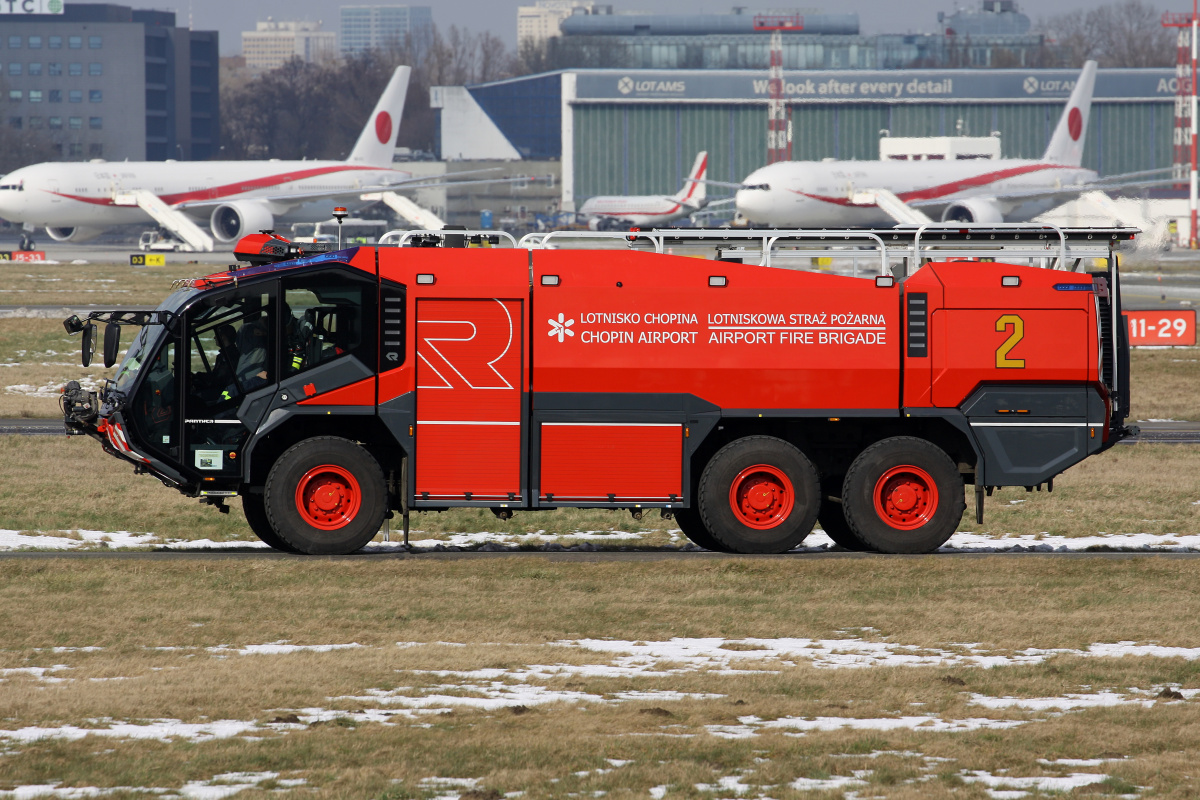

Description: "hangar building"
431 67 1175 212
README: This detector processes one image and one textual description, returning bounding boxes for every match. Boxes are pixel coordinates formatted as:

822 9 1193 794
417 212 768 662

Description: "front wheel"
241 493 300 553
265 436 387 555
698 436 819 554
842 437 965 554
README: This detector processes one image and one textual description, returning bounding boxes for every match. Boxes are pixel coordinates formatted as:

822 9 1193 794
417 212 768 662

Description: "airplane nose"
736 186 772 223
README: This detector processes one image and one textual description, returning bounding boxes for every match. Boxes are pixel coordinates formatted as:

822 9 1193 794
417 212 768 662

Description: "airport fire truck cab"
61 225 1136 555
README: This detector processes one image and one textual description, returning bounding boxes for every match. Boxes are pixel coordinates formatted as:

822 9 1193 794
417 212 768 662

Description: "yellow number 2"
995 314 1025 368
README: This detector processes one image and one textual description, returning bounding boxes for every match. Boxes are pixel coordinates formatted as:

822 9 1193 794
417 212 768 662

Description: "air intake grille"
380 286 406 368
907 292 928 358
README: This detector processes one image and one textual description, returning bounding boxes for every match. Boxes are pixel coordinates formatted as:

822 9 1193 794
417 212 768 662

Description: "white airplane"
578 151 723 229
0 66 470 250
726 61 1167 227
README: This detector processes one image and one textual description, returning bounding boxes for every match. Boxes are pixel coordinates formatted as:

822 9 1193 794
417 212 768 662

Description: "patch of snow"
207 642 365 656
969 691 1153 711
1037 758 1120 767
789 775 868 792
649 787 669 800
0 665 71 680
549 637 1200 674
757 715 1027 735
942 531 1200 552
695 776 753 795
0 719 259 744
960 770 1109 793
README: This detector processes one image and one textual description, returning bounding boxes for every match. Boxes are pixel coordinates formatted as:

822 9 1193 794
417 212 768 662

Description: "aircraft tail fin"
673 151 708 205
1043 60 1096 166
346 66 412 167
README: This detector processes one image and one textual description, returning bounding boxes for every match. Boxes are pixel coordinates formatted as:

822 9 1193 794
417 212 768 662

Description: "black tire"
241 492 300 553
841 437 965 554
264 436 386 555
817 494 875 552
674 507 732 552
697 436 820 554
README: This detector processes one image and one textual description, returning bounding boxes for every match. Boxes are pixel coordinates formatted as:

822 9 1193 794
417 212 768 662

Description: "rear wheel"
817 494 874 552
698 436 819 554
241 493 300 553
265 436 386 555
842 437 965 554
674 507 731 552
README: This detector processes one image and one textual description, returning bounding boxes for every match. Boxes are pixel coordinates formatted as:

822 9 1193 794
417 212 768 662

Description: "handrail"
912 222 1068 270
523 228 896 274
378 229 518 247
762 231 889 274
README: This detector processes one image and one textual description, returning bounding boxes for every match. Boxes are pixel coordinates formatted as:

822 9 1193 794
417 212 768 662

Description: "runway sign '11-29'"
1126 309 1196 346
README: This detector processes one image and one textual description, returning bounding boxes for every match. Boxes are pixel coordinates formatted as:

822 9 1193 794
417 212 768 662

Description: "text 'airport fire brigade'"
61 225 1136 555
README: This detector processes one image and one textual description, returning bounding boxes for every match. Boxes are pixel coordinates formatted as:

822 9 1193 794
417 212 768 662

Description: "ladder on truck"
112 190 215 252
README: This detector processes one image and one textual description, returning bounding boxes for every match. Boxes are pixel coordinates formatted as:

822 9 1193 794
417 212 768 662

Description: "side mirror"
103 322 121 369
81 323 96 367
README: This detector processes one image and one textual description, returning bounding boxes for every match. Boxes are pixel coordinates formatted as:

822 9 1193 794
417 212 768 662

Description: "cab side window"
186 288 275 414
280 270 377 378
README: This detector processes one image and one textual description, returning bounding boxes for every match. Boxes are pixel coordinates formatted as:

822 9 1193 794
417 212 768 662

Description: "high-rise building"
1 3 219 161
517 1 608 48
242 19 337 75
339 5 433 56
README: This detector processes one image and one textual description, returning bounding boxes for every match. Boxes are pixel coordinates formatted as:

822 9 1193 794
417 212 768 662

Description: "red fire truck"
61 224 1136 555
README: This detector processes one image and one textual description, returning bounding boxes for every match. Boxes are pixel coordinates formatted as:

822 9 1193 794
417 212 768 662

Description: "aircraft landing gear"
18 234 35 252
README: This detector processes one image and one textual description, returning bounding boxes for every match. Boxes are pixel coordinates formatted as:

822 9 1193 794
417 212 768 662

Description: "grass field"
0 558 1198 798
0 261 214 306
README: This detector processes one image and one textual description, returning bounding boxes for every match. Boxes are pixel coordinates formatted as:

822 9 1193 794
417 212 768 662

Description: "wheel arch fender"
241 409 408 490
899 409 981 481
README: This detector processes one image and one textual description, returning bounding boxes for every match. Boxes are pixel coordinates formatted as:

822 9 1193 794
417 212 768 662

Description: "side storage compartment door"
929 262 1094 408
540 422 683 504
415 297 524 504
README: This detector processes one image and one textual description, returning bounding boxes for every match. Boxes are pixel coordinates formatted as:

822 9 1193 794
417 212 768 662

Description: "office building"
242 19 336 75
517 1 607 48
339 5 432 56
544 3 1055 70
2 3 219 161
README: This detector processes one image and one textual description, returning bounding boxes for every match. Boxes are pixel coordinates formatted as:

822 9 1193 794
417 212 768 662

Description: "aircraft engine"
940 198 1005 224
210 201 275 243
45 226 106 243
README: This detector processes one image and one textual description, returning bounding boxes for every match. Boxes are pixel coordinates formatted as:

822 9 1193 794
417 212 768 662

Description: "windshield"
111 287 196 394
113 325 162 393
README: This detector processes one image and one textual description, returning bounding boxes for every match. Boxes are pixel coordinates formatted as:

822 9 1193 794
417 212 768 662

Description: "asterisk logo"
618 76 634 94
548 312 575 342
1023 76 1039 94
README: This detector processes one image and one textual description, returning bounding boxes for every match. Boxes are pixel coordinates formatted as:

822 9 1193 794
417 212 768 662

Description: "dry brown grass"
1127 346 1200 422
0 261 212 306
0 558 1199 797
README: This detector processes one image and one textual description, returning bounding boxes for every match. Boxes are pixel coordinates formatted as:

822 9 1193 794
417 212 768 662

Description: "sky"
136 0 1180 57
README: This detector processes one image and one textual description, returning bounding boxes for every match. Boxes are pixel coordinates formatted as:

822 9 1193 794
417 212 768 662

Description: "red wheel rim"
873 465 939 530
295 465 362 531
728 464 794 529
